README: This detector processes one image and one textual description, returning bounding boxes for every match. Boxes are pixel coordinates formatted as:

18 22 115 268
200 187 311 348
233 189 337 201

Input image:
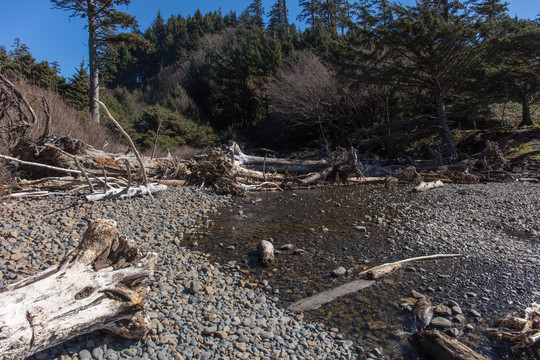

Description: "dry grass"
15 81 127 153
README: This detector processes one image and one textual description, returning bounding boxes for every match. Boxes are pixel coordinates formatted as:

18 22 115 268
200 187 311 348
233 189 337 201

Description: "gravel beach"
0 186 356 360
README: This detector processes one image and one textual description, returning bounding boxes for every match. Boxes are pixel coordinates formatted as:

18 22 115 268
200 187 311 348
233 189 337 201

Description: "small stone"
446 328 460 338
434 305 452 316
355 226 367 232
92 348 104 359
431 317 453 328
235 343 247 352
470 309 482 318
453 315 466 324
215 331 228 339
451 305 463 315
465 324 475 331
189 280 200 294
279 244 294 251
78 350 92 360
203 326 217 335
332 267 347 277
261 331 274 339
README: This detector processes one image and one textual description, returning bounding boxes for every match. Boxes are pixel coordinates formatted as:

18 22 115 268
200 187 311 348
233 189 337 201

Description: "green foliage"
65 62 90 111
134 105 217 149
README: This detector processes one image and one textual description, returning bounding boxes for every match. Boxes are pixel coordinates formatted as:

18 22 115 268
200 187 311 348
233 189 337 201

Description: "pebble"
331 267 347 277
430 317 453 329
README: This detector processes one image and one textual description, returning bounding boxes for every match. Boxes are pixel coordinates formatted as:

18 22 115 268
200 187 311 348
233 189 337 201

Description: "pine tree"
268 0 289 40
487 19 540 126
51 0 139 123
351 0 485 158
248 0 265 29
298 0 322 28
65 61 91 111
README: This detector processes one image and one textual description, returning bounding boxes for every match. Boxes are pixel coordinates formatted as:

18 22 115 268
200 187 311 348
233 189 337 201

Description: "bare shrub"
266 53 341 131
1 77 126 154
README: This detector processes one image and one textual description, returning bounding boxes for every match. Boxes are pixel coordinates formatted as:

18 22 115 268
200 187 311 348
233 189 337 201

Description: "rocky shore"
0 186 356 360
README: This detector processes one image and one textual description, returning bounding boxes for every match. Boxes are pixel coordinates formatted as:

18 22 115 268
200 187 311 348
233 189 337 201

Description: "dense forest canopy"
1 0 539 158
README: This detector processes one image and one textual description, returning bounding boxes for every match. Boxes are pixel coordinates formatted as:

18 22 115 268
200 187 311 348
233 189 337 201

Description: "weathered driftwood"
288 279 375 313
230 142 328 173
258 240 275 267
359 254 465 280
488 303 540 350
414 297 434 331
96 99 149 186
410 330 490 360
0 219 157 360
414 180 444 192
85 183 168 202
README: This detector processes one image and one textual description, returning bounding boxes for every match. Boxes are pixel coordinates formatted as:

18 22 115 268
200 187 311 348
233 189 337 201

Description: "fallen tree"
0 219 157 360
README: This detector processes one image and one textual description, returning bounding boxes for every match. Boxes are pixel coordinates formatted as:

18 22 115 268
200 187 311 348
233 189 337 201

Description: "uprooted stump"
0 219 157 360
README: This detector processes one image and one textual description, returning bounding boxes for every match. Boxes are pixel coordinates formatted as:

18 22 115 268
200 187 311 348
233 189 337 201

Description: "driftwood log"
258 240 275 267
414 180 444 192
288 280 375 313
0 219 157 360
359 254 465 280
410 330 490 360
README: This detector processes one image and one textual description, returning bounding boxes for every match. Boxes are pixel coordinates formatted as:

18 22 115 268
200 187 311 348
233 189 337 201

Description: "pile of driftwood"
1 71 533 198
489 303 540 356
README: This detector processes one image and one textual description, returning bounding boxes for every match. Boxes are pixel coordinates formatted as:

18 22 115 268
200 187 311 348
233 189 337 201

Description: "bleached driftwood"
85 183 167 201
288 280 375 313
414 180 444 192
229 142 327 173
359 254 465 280
258 240 275 267
0 219 157 360
410 330 489 360
96 99 149 186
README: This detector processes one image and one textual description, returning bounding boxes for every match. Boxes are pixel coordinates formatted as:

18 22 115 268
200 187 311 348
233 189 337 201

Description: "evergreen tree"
268 0 290 40
248 0 265 29
487 19 540 126
51 0 139 123
65 61 91 111
298 0 322 28
349 0 485 158
9 39 36 80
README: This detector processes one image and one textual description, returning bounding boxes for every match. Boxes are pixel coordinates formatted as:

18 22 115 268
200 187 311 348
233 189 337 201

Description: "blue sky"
0 0 537 78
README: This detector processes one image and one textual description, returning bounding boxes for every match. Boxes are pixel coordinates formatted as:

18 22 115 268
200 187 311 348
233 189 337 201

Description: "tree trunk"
0 219 157 360
88 0 100 124
433 79 457 159
519 95 533 127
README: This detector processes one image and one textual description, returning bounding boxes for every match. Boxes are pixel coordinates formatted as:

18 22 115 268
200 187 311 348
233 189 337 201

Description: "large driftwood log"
229 142 328 173
410 330 490 360
0 219 157 360
288 280 375 313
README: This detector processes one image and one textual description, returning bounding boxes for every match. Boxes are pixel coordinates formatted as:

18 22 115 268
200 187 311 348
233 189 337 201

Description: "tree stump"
258 240 275 267
0 219 157 360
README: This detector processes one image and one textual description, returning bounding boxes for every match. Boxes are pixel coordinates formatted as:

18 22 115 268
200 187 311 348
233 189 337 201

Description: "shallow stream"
189 185 534 359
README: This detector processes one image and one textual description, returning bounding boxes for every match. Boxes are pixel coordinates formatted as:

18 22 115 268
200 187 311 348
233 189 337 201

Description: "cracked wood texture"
0 219 157 360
